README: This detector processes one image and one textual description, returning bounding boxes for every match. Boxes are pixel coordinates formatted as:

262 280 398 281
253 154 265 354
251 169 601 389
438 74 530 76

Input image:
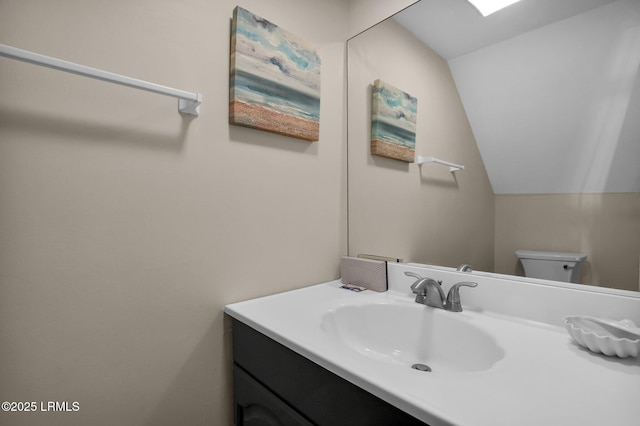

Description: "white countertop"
225 265 640 426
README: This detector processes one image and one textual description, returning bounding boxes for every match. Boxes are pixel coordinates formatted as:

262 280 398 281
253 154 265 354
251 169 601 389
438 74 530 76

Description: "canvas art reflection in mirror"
371 79 417 162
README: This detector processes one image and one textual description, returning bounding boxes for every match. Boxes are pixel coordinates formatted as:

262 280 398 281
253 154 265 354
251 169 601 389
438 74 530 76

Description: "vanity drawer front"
232 319 426 426
234 365 314 426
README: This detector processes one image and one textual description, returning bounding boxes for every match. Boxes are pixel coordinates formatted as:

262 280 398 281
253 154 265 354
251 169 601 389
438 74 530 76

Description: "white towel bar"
415 156 464 172
0 44 202 116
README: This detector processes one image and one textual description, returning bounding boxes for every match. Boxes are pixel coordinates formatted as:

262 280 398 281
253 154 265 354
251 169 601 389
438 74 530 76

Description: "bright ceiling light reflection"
467 0 523 17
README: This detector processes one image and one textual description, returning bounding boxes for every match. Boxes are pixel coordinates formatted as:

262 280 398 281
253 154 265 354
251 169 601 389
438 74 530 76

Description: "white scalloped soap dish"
564 316 640 358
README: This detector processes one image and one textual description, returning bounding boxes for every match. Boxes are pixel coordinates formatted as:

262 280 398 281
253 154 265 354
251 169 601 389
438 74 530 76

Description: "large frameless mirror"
347 0 640 292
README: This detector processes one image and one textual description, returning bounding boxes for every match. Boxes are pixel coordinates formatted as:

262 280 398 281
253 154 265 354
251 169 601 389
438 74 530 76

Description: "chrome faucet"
456 264 473 272
407 273 446 308
405 272 477 312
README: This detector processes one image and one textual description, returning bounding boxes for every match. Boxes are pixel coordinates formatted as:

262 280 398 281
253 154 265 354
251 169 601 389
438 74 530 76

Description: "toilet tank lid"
515 250 587 262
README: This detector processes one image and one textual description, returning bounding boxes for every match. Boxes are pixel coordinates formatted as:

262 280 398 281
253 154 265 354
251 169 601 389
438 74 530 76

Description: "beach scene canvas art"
230 7 321 141
371 79 417 162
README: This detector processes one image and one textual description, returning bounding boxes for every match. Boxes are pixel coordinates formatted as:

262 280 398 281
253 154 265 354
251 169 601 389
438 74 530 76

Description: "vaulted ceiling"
395 0 640 194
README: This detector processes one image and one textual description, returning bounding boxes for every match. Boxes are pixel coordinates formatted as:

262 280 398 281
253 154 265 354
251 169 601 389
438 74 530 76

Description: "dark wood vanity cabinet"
232 319 427 426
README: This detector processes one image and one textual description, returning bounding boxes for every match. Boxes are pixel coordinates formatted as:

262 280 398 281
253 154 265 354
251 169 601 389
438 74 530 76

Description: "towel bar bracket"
179 94 202 116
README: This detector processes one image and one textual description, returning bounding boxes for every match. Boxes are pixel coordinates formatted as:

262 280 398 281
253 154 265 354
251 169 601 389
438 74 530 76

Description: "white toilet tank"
515 250 587 283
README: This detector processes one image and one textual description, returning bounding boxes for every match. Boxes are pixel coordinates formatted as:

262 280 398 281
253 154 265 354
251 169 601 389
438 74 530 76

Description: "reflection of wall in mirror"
348 17 495 270
445 0 640 291
495 193 640 292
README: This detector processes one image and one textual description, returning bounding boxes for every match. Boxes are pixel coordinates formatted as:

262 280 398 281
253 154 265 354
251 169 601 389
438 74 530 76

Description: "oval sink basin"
321 302 504 373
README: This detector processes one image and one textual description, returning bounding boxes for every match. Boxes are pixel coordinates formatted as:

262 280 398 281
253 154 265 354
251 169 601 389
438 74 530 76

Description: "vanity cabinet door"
232 319 427 426
234 365 313 426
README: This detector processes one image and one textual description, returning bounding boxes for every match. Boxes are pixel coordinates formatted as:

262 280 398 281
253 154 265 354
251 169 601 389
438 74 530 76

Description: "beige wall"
347 19 495 270
0 0 348 425
495 193 640 291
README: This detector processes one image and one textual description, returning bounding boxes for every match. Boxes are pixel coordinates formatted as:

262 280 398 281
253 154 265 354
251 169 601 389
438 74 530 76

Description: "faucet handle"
404 271 423 280
456 264 473 272
446 281 478 312
405 272 442 294
405 271 424 293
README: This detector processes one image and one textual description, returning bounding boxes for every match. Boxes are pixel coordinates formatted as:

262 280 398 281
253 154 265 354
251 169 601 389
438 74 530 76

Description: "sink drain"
411 363 432 372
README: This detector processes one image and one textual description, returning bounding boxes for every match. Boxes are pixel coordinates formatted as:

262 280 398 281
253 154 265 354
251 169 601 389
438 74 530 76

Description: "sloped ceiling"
394 0 640 194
